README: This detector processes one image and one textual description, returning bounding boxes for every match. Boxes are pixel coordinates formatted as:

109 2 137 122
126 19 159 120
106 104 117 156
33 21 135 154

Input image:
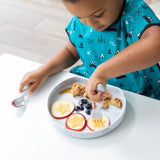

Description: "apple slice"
65 113 86 131
51 100 75 119
87 114 110 131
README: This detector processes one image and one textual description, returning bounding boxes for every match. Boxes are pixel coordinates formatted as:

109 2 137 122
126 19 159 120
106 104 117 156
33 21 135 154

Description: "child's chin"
93 25 107 31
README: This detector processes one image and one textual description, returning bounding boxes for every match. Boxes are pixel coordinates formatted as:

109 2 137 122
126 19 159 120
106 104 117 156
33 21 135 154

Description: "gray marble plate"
48 76 126 138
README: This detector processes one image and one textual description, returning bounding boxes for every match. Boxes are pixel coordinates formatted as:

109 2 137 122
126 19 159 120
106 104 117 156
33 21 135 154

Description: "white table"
0 53 160 160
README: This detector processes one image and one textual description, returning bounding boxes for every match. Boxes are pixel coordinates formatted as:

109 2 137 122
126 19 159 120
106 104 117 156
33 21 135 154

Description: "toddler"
19 0 160 103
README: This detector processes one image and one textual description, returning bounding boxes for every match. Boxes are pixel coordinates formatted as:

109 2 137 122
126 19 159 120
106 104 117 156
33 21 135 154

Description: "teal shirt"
65 0 160 99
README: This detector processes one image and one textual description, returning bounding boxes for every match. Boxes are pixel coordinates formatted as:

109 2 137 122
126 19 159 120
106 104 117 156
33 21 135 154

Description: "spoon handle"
23 84 30 92
97 84 106 93
95 84 106 109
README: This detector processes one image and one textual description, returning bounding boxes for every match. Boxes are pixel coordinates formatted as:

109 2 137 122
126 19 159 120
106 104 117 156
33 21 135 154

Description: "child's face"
63 0 124 31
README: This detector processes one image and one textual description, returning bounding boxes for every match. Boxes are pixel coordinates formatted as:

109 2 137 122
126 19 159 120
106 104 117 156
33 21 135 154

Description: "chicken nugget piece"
111 98 122 108
83 92 89 99
101 99 111 109
79 84 86 97
71 83 81 97
104 91 111 99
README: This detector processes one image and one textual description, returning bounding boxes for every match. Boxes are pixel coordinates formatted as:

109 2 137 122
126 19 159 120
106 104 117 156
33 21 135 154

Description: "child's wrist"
37 66 50 77
96 64 109 81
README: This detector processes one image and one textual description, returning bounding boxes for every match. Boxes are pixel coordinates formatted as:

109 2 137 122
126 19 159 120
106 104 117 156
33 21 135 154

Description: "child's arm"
86 25 160 102
19 41 79 94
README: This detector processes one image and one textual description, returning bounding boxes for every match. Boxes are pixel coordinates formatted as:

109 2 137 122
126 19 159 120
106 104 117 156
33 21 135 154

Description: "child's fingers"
28 82 41 95
19 80 29 93
92 102 96 109
91 91 105 102
19 77 33 93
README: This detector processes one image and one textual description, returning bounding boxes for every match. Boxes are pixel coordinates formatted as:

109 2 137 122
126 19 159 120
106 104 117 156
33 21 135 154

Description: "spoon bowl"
11 85 30 108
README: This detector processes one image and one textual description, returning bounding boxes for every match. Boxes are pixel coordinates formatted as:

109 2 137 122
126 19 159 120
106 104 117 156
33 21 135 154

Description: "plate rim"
47 76 126 138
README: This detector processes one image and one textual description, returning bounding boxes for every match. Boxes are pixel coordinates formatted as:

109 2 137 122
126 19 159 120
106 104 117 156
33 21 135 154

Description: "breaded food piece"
101 99 111 109
71 82 89 98
80 83 89 99
104 91 111 99
111 98 122 108
79 83 86 96
71 83 81 97
83 92 89 99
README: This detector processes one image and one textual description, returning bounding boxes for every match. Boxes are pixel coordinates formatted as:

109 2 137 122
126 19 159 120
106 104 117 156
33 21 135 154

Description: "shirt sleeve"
123 0 160 45
65 16 79 47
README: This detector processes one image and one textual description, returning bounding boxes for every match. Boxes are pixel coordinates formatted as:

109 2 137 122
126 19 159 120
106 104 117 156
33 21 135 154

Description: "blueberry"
84 103 92 110
85 109 91 115
79 105 84 111
79 99 88 106
75 105 81 111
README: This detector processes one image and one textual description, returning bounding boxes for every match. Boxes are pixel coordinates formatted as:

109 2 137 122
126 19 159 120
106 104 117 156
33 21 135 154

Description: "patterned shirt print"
65 0 160 100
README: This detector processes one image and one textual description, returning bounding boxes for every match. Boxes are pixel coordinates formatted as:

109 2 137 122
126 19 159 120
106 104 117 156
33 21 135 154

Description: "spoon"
11 85 30 108
92 84 106 120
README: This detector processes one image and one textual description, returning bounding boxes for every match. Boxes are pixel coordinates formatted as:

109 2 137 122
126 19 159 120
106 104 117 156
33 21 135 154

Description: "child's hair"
62 0 79 4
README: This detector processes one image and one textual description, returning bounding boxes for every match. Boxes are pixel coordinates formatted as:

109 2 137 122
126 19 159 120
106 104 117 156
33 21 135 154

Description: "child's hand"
85 72 107 108
19 69 48 95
